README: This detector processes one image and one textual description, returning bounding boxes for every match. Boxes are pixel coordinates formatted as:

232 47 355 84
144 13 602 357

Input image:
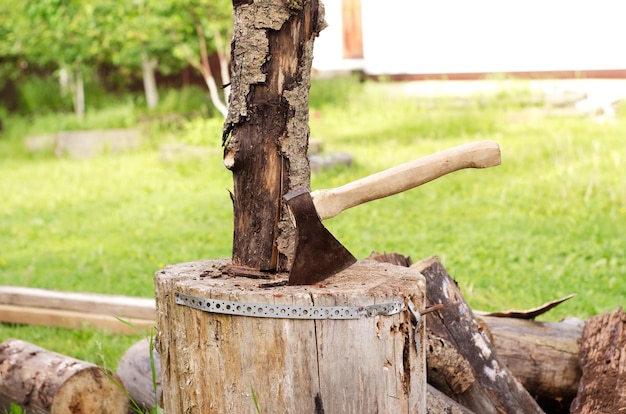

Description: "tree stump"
155 259 427 413
0 339 128 414
571 307 626 413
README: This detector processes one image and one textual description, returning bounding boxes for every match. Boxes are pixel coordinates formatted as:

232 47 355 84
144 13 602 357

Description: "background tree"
19 0 103 119
93 0 179 109
93 0 233 115
2 0 233 117
151 0 232 117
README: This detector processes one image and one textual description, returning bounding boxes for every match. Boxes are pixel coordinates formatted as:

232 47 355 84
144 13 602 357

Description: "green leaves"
6 0 232 71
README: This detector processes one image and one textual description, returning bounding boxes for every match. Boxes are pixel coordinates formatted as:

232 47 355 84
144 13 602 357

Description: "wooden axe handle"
311 140 501 220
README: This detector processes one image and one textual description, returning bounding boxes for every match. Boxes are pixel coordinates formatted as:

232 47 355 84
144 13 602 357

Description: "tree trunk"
223 0 327 272
73 64 85 120
413 256 544 414
155 259 427 413
0 339 128 414
58 65 70 98
141 49 159 109
570 307 626 413
194 23 228 118
123 305 585 413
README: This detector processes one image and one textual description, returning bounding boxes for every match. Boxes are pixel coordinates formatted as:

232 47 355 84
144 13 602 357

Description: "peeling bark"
223 0 326 272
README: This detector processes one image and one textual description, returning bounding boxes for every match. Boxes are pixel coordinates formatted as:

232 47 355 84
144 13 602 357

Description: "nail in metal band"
407 299 423 353
175 291 405 320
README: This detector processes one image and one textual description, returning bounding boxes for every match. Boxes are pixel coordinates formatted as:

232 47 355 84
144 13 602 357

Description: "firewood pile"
370 252 626 414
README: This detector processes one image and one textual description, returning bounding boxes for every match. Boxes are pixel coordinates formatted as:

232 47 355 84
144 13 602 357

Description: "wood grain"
155 259 427 413
0 304 154 334
0 339 128 414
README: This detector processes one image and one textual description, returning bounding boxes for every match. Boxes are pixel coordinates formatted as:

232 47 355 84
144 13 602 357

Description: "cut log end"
0 338 129 414
51 368 128 414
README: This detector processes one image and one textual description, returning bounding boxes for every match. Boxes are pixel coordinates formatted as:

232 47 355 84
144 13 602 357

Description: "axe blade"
284 189 357 285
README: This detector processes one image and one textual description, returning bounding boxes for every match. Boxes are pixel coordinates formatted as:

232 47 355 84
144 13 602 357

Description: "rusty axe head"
283 188 356 285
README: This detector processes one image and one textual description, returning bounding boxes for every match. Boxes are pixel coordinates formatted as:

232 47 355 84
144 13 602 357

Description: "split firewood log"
570 307 626 413
413 256 544 414
369 253 583 412
0 338 128 413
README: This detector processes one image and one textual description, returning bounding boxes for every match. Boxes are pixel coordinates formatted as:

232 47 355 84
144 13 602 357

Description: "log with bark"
119 297 585 413
370 252 584 412
427 384 476 414
116 338 162 412
0 338 128 414
479 314 583 411
412 256 545 413
571 306 626 413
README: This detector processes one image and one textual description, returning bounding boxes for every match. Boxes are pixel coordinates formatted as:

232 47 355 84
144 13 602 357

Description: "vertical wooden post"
223 0 326 272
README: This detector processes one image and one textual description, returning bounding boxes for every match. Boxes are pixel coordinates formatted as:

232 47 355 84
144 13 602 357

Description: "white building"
313 0 626 79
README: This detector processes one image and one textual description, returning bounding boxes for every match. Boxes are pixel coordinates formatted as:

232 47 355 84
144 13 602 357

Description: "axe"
283 140 501 285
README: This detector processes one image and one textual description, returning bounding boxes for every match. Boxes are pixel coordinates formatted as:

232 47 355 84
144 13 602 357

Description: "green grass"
1 78 625 370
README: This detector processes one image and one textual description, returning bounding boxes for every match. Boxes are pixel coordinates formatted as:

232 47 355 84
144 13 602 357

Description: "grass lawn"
1 77 625 369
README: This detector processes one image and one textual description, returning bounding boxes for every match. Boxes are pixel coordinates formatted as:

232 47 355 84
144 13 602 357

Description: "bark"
155 259 427 413
0 339 128 414
223 0 327 272
412 256 544 414
570 307 626 413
